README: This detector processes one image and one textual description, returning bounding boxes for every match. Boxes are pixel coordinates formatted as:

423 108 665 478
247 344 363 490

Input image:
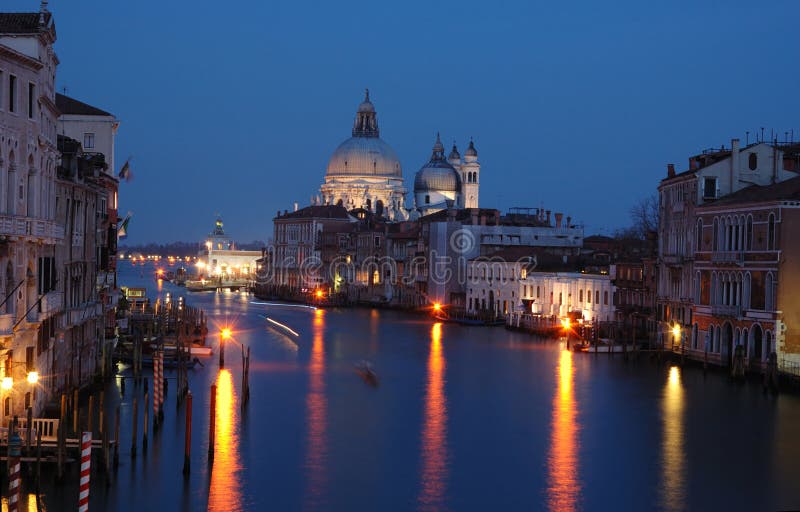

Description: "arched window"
696 219 703 251
765 273 774 311
712 218 719 251
579 290 583 302
748 152 758 170
603 291 608 305
746 215 753 251
768 213 776 250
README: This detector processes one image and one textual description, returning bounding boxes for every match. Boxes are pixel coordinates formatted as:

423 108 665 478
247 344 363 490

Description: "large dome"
326 137 402 177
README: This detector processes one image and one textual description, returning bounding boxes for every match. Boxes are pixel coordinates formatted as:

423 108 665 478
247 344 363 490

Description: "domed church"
413 133 481 216
319 90 409 221
318 91 481 220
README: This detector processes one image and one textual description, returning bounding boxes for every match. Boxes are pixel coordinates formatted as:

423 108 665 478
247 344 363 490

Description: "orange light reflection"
418 322 448 511
208 369 242 512
661 366 685 511
546 349 581 511
304 309 327 508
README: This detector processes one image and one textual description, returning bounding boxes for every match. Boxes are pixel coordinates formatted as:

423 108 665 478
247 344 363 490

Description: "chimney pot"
667 163 676 177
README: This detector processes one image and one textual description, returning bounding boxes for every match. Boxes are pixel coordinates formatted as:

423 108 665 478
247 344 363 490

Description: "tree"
629 193 659 240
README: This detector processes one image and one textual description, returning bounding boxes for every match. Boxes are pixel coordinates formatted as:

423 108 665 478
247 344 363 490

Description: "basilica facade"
318 91 480 220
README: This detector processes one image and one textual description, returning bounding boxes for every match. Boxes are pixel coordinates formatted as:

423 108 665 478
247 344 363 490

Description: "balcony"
0 214 64 242
711 251 744 265
39 291 63 320
66 302 102 327
0 313 13 336
711 304 741 318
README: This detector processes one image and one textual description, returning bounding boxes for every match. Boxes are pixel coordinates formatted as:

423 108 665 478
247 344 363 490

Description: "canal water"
26 261 800 510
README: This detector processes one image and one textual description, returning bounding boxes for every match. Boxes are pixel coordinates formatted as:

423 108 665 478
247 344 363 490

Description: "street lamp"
220 327 232 368
672 324 681 351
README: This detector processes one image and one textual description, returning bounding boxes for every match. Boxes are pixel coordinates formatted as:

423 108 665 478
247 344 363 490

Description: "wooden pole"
99 391 105 436
87 395 94 435
114 404 120 469
208 384 216 461
131 396 138 458
56 421 64 482
72 389 79 435
143 386 149 452
25 407 32 457
35 426 42 491
183 390 192 476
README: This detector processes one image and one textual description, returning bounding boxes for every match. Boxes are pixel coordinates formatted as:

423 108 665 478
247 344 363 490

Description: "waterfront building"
611 257 657 344
690 173 800 370
419 207 583 308
0 5 63 418
262 205 353 293
319 91 409 221
656 138 799 354
52 134 112 395
198 217 261 278
56 92 120 378
465 247 614 321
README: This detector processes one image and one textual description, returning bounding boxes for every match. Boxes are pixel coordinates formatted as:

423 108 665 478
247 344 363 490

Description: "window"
703 177 717 199
696 219 703 251
25 346 34 372
603 291 608 305
425 194 430 204
748 153 757 170
746 215 753 251
27 82 35 119
579 290 583 302
8 74 16 112
768 213 776 250
84 133 95 149
37 257 56 295
595 290 600 304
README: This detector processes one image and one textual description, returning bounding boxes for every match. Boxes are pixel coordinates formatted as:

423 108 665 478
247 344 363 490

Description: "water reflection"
208 369 243 512
304 309 328 509
661 366 686 511
418 322 448 511
547 349 580 511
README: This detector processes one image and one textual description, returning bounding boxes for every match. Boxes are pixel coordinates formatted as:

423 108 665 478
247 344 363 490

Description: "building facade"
0 6 63 418
690 174 800 370
656 138 799 352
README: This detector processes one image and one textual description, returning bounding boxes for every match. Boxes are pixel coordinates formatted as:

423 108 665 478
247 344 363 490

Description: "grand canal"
30 261 800 510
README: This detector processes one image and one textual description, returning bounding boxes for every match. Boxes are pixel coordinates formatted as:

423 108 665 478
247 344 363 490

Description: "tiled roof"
276 205 351 220
702 176 800 208
56 93 113 117
0 12 51 33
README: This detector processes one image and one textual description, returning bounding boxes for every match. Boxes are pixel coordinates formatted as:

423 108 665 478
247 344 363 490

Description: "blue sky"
8 0 799 244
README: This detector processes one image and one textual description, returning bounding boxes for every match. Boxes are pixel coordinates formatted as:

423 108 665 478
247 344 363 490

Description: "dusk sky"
10 0 799 244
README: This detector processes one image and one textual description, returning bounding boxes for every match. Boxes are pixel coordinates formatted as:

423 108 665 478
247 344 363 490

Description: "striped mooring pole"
8 432 21 512
154 350 162 424
79 432 92 512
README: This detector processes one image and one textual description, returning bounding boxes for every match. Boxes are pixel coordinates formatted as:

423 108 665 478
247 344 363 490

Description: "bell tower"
462 139 480 208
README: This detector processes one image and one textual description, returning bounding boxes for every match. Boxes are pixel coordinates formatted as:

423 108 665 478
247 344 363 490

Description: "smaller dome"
414 164 462 193
448 143 461 161
465 139 478 157
414 134 462 193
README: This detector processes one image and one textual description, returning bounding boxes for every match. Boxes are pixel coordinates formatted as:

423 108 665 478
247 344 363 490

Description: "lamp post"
0 370 39 427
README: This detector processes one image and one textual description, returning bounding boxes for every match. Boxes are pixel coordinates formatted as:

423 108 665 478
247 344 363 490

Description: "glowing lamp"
433 302 442 312
221 328 232 340
672 325 681 338
27 372 38 385
1 378 11 390
315 290 324 299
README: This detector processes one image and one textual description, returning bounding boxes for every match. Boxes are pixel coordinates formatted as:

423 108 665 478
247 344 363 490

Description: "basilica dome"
326 136 402 178
325 89 403 179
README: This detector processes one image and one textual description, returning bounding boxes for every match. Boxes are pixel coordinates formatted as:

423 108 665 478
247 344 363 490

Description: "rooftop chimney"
731 138 740 190
667 163 675 177
546 210 551 225
566 216 571 228
555 213 563 229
